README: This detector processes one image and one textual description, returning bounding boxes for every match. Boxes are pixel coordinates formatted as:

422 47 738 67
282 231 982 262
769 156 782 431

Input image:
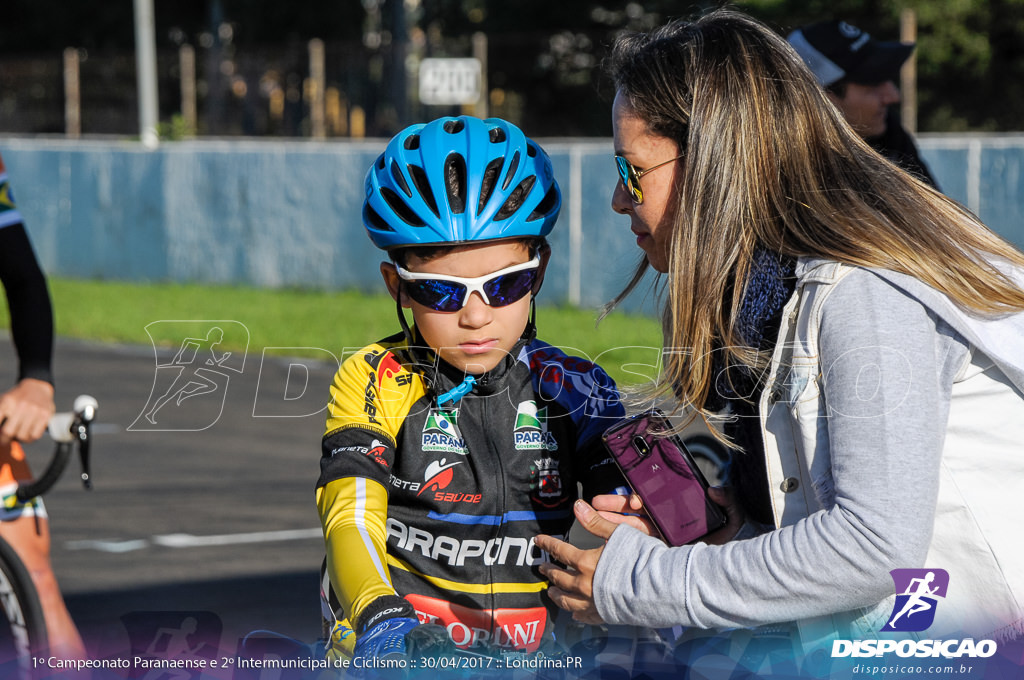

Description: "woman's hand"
590 492 659 535
593 486 747 545
536 499 630 625
0 378 55 444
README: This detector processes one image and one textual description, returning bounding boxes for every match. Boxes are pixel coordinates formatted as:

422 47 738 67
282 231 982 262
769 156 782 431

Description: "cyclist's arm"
317 475 397 622
569 360 629 499
0 174 56 443
0 219 54 387
318 345 424 627
525 343 629 499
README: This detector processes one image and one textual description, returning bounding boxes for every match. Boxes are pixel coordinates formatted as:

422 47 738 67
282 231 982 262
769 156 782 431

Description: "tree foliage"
1 0 1022 134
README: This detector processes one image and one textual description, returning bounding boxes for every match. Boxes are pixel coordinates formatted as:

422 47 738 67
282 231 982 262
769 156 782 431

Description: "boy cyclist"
316 116 627 663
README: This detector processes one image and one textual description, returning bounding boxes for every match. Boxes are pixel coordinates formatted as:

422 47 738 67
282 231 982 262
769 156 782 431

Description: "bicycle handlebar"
15 395 97 503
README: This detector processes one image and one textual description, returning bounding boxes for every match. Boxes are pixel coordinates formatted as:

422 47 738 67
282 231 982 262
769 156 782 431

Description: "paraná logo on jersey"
513 401 558 451
422 408 468 454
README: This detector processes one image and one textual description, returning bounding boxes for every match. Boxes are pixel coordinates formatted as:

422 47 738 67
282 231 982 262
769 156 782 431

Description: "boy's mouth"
459 339 499 354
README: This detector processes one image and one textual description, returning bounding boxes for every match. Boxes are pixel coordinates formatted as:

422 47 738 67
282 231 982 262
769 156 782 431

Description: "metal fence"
0 32 562 140
2 135 1022 316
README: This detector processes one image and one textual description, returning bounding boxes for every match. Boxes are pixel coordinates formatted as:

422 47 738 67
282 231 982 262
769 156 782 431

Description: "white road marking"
66 527 322 553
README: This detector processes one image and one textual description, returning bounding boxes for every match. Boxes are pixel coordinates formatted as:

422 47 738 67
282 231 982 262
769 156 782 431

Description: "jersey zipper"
481 383 505 641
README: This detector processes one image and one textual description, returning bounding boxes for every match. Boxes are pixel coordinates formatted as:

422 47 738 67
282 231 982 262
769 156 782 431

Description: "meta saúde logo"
832 568 997 659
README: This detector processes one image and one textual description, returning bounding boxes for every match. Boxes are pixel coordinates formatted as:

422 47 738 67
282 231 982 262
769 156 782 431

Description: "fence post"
472 32 488 119
308 38 326 139
180 44 197 137
569 146 583 306
133 0 160 148
900 8 918 134
63 48 81 138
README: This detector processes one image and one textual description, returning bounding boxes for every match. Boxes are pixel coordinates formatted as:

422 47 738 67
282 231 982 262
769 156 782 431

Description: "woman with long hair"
536 7 1024 651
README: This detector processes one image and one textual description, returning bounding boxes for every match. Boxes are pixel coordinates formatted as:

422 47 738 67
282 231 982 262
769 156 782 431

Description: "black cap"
787 20 915 87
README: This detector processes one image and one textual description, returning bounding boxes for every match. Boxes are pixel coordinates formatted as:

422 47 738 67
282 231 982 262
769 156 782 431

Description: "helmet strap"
394 281 444 399
523 296 538 343
395 281 415 346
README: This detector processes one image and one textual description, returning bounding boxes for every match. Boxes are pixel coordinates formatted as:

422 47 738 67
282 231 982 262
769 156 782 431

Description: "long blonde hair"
605 8 1024 424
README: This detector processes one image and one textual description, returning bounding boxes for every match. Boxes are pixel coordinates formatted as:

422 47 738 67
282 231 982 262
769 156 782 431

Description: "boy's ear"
380 262 412 308
532 241 552 295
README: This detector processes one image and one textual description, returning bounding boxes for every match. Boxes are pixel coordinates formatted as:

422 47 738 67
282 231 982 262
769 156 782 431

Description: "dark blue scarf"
706 248 796 409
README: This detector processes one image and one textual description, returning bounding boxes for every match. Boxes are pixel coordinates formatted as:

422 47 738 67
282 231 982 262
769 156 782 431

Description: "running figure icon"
882 568 949 632
140 616 205 680
886 571 939 628
131 320 249 432
144 328 232 424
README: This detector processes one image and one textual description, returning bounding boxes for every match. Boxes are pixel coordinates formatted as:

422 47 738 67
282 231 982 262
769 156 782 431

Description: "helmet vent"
502 151 521 191
489 127 506 144
443 119 465 134
527 184 559 221
363 205 395 233
409 165 439 218
390 160 411 197
376 154 386 170
477 159 503 215
526 142 538 158
444 154 467 215
404 134 420 150
381 187 426 227
495 176 536 221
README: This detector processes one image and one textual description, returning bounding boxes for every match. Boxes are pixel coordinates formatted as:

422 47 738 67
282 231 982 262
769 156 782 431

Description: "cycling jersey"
317 331 626 654
1 442 44 520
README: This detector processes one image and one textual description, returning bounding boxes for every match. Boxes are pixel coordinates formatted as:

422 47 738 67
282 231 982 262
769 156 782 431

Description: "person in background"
0 151 86 659
787 19 939 188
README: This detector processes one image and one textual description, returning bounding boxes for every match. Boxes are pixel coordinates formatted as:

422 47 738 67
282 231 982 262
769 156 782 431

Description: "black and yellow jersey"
316 331 626 653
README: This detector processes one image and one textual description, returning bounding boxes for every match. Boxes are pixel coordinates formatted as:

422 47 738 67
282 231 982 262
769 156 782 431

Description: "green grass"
33 278 664 387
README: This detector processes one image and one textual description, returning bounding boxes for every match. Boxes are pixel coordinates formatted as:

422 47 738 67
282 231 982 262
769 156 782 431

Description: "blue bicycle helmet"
362 116 561 250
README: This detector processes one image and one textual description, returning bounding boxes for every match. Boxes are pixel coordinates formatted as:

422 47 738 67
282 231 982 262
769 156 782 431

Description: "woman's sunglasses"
395 254 541 312
615 153 685 204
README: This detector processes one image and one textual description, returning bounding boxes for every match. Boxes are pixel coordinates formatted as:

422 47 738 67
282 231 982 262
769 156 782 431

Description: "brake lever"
73 394 97 490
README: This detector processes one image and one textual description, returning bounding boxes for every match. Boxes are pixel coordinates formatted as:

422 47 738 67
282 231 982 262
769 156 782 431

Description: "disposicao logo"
882 569 946 632
831 568 998 660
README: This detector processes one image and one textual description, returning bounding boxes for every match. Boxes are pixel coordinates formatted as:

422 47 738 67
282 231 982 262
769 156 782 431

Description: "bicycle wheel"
0 535 48 680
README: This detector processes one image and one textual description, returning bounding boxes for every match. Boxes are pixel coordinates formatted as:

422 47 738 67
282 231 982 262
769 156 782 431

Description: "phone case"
601 409 727 546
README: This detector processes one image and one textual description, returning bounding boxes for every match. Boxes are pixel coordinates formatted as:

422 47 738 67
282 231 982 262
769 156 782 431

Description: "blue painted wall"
3 135 1022 315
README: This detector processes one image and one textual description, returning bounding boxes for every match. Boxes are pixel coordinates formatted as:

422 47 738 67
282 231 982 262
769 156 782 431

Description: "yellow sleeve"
324 344 425 443
317 476 395 625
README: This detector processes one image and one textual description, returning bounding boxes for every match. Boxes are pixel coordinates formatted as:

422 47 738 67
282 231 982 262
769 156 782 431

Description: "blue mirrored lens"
484 270 537 307
408 279 466 312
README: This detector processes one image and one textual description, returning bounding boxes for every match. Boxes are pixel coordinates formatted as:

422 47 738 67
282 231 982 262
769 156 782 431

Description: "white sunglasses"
394 254 541 312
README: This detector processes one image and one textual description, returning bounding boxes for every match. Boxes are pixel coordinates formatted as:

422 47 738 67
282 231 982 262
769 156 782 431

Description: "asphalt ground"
1 335 337 662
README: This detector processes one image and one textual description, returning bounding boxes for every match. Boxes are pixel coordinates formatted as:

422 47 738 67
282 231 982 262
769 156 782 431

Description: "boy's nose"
459 291 492 326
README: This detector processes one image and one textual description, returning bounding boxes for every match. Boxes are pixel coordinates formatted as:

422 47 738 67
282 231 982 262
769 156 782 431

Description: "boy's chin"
443 351 505 376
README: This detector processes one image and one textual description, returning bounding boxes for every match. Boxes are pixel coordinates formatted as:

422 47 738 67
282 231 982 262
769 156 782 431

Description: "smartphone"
601 409 727 546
